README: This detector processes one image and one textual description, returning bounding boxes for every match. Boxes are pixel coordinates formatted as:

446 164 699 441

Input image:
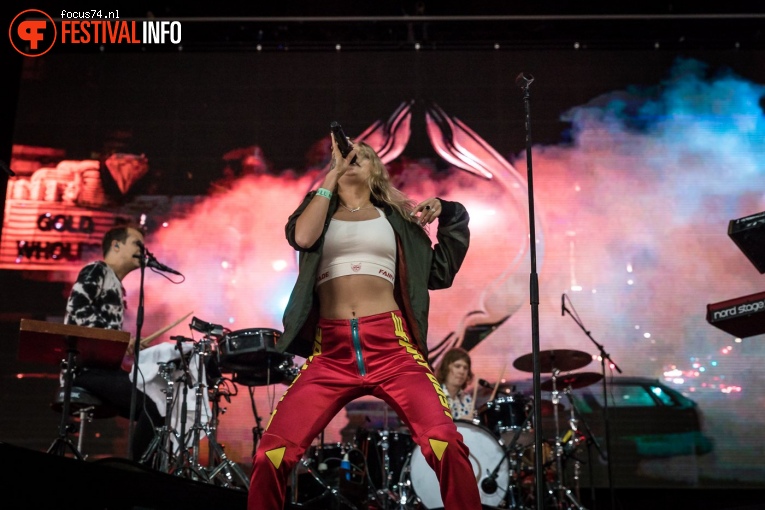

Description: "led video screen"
3 48 765 491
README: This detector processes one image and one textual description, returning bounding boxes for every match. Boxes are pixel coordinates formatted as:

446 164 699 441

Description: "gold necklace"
339 203 374 213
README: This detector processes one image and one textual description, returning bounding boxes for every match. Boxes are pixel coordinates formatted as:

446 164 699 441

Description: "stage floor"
3 442 764 510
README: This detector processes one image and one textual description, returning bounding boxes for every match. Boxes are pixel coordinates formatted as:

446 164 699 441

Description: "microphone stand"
562 295 621 510
127 242 147 460
516 72 545 510
174 336 195 479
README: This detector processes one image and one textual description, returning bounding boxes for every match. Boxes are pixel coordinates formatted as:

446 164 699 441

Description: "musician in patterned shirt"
435 347 477 421
64 225 162 461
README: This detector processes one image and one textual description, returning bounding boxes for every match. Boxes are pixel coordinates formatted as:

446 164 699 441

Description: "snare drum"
409 420 510 509
217 328 292 385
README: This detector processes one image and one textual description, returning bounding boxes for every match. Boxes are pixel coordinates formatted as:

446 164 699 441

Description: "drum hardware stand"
392 453 414 510
290 430 360 510
561 294 621 509
250 357 296 456
248 386 265 458
382 430 391 501
372 429 410 510
206 375 250 489
562 389 606 509
548 372 587 510
562 387 584 506
482 416 528 509
289 431 327 506
55 361 103 460
366 404 411 510
506 414 536 509
140 359 182 472
245 351 285 458
170 340 196 478
189 339 211 468
74 405 97 457
295 455 361 510
48 353 85 459
162 336 208 482
367 426 392 509
375 407 394 509
177 334 248 488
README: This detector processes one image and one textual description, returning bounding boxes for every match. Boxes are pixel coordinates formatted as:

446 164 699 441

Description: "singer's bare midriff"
317 275 398 320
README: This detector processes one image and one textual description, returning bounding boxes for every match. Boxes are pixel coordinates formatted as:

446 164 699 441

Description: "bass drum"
409 420 510 509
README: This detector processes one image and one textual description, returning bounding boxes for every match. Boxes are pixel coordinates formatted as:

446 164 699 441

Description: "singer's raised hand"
329 131 357 179
411 197 442 225
294 131 358 248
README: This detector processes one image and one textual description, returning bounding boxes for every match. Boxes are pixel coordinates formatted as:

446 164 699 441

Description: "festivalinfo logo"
9 9 182 57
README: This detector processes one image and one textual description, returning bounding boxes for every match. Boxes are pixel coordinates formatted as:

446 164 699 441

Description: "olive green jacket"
276 190 470 359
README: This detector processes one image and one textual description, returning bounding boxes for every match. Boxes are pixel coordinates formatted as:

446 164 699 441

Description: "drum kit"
138 317 299 490
287 348 603 510
136 315 602 509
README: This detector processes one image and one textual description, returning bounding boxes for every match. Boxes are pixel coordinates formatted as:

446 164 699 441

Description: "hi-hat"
540 371 603 392
513 349 592 373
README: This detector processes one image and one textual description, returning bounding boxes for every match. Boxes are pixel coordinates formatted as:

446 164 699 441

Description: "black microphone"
330 121 356 161
146 256 182 276
136 241 183 276
562 293 566 316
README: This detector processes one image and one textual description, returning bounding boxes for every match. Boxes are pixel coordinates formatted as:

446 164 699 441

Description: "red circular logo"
9 9 57 57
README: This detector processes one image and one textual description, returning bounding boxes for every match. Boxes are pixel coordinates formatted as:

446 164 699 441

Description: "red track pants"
247 310 482 509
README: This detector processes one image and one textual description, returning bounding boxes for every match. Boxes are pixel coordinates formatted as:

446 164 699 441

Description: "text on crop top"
316 207 396 286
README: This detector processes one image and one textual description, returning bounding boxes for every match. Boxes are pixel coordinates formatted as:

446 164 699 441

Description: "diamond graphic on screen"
104 153 148 194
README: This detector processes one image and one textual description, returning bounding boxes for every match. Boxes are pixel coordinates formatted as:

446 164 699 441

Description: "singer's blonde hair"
355 142 422 228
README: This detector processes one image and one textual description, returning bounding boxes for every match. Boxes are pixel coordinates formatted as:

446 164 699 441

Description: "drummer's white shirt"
444 384 475 420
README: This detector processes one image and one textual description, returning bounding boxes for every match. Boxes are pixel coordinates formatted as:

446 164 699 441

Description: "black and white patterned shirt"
443 384 475 421
65 261 125 331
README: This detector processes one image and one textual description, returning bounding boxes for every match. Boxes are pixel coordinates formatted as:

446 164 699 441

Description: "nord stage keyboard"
706 291 765 338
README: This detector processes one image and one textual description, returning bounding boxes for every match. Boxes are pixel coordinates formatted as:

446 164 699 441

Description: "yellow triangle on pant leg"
265 446 287 469
429 439 449 461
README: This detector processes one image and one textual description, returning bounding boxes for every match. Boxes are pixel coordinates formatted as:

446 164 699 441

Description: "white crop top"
316 207 396 286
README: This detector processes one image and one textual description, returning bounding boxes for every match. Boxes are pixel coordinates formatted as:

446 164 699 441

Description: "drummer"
435 347 476 421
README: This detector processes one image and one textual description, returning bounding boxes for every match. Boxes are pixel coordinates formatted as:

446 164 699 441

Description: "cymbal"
513 349 592 373
540 371 603 392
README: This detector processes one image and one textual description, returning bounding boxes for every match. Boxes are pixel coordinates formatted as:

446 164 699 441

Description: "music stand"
18 319 129 459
